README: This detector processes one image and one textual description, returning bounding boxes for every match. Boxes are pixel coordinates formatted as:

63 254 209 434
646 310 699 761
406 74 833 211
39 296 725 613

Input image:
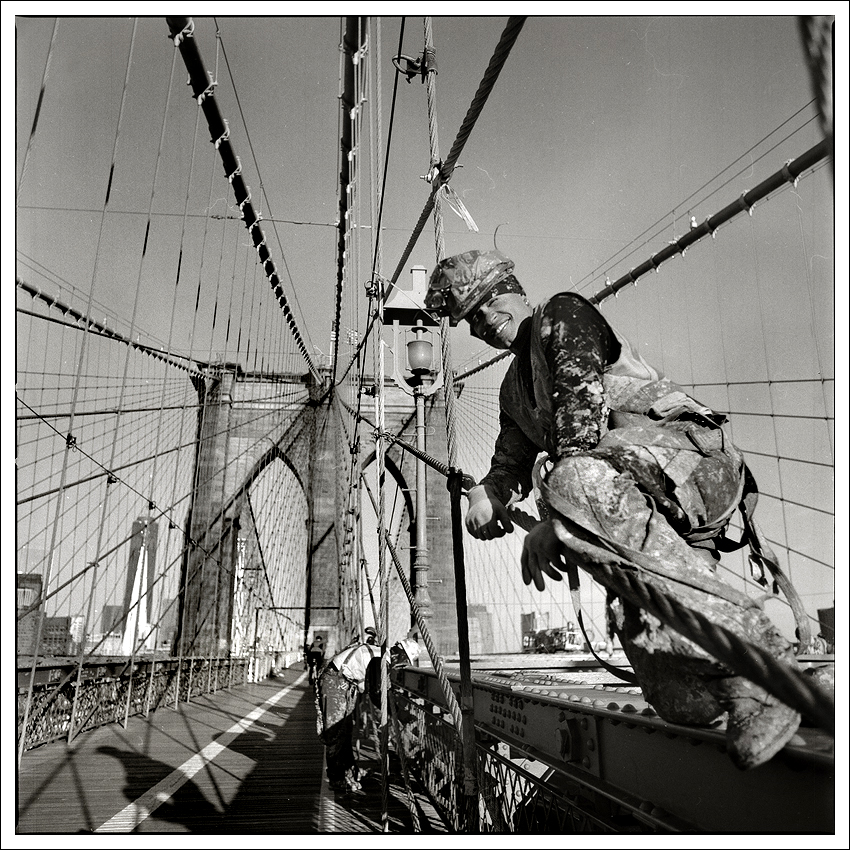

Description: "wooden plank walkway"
16 666 447 835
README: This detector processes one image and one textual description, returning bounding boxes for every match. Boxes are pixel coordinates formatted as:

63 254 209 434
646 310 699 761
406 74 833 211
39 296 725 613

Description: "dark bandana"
487 275 526 300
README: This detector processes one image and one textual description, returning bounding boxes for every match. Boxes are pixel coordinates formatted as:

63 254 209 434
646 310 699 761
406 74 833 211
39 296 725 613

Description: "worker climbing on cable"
317 636 420 793
425 249 807 770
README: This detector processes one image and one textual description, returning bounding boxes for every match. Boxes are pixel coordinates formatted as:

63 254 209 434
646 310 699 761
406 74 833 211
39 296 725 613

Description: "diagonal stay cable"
331 16 526 393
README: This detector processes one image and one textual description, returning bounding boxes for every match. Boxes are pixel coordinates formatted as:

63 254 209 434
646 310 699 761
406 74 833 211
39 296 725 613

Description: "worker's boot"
609 596 801 768
706 675 800 770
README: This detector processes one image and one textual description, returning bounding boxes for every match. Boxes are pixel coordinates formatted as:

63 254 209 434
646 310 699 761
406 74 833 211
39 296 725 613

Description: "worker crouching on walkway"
318 637 420 792
425 249 802 770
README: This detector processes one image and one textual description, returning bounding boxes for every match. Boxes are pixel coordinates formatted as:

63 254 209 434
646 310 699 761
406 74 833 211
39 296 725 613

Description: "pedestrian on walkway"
318 637 420 792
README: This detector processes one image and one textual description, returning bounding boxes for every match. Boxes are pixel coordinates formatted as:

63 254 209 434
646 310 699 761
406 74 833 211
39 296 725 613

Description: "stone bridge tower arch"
176 365 320 657
176 364 460 660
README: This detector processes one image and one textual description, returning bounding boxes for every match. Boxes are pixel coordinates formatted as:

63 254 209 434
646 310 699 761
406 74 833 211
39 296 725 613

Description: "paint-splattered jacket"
480 292 717 509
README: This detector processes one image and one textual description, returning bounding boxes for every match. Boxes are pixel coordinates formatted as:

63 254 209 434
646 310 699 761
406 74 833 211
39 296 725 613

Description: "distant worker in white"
317 637 420 792
425 249 802 770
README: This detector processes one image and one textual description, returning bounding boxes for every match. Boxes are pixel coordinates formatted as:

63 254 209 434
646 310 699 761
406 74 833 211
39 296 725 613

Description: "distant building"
102 604 124 635
16 573 43 656
156 598 178 650
124 518 158 621
85 632 123 656
121 517 159 654
42 616 78 656
818 606 835 652
467 604 494 656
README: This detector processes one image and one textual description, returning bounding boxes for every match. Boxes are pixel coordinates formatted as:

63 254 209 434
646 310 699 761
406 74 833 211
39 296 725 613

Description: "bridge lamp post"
384 266 443 628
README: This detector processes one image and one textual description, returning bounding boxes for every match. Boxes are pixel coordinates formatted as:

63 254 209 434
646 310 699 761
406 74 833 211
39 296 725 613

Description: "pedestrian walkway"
16 667 446 834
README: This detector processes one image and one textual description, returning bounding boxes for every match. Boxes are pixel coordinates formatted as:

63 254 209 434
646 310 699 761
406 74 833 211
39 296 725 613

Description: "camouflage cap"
425 250 515 324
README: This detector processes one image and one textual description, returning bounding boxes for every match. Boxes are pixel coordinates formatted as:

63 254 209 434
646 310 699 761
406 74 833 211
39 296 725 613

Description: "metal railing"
17 655 252 752
388 684 664 834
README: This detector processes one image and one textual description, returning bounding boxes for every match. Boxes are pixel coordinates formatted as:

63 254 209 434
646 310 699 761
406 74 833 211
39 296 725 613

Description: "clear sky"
10 11 843 367
7 9 847 639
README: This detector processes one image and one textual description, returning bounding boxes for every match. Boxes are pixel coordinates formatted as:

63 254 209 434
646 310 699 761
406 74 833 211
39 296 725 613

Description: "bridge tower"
176 363 463 661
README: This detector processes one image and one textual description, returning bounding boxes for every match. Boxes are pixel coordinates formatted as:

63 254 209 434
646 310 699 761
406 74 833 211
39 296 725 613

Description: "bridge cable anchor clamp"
781 159 800 188
197 79 217 105
392 53 423 84
705 216 719 239
737 192 755 216
171 19 195 47
66 434 77 451
226 157 243 183
421 162 443 185
213 119 230 149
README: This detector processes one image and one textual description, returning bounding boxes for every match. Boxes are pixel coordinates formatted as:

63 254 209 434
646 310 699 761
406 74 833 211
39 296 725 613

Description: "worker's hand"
521 520 569 591
465 484 514 540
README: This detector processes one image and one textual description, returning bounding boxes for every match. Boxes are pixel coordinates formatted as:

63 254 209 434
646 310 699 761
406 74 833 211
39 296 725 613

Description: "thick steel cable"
165 18 321 383
389 16 526 284
16 281 203 378
213 19 316 365
572 103 819 296
384 533 464 734
546 524 834 733
331 17 362 390
588 140 828 304
456 140 831 378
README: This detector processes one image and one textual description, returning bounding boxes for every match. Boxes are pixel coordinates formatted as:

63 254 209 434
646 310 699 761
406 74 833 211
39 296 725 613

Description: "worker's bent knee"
545 454 652 542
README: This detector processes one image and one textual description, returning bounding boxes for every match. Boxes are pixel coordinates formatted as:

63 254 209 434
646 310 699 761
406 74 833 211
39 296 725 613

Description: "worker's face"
468 292 532 349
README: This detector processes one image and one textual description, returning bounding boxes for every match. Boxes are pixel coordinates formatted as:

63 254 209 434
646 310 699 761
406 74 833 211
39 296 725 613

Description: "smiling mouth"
490 319 510 337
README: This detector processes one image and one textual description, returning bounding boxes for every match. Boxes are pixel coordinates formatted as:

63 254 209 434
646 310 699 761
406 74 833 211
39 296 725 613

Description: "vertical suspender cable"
389 16 526 285
16 17 59 204
18 19 139 768
365 15 393 831
422 17 479 828
68 42 181 743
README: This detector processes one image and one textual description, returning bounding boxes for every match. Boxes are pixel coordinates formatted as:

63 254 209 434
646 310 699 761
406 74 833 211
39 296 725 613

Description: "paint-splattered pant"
542 418 800 768
317 666 359 785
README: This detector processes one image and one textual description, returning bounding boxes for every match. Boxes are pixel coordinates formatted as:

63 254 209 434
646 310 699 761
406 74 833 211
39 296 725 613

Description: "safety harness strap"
566 572 637 684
